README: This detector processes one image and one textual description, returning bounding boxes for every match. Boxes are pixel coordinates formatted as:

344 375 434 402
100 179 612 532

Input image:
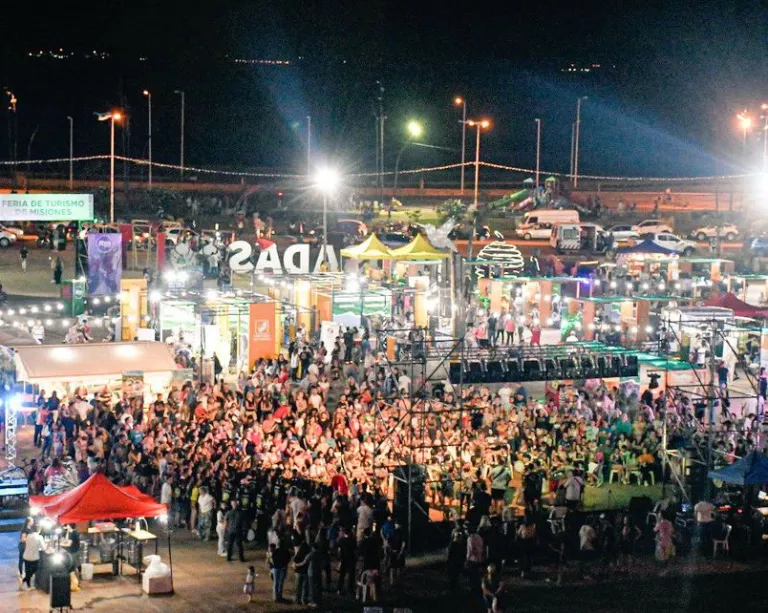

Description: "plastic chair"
713 524 732 558
609 465 623 484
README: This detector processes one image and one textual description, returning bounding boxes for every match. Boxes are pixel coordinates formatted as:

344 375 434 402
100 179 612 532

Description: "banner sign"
122 371 144 400
332 290 391 327
87 233 123 295
248 302 277 364
0 193 94 221
227 241 339 275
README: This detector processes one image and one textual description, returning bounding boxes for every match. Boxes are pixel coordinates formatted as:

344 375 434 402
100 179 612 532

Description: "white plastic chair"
548 506 567 534
713 524 732 558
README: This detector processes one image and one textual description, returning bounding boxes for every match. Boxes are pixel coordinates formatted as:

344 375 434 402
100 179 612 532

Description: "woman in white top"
216 503 228 557
22 529 44 590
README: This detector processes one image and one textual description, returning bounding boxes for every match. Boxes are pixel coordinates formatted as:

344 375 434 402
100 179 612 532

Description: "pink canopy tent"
704 292 768 319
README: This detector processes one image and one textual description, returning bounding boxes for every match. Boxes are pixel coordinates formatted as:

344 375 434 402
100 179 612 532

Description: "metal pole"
67 116 73 191
377 81 385 205
460 100 467 194
705 318 717 499
394 142 410 191
535 118 541 188
473 125 481 207
175 90 185 177
574 97 583 188
570 122 575 178
147 93 153 189
763 115 768 173
306 115 311 174
110 117 115 223
322 193 328 265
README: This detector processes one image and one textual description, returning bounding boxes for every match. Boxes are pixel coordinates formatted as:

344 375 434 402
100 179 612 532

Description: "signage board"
0 193 94 221
227 241 338 275
87 233 123 295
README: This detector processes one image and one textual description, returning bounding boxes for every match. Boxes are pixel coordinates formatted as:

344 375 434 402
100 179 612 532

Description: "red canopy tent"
704 292 768 319
30 473 167 523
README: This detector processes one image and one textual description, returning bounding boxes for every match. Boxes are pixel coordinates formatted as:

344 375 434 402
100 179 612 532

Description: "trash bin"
81 563 94 581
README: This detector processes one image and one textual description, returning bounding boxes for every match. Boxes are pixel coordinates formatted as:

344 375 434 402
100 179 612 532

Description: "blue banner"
87 233 122 295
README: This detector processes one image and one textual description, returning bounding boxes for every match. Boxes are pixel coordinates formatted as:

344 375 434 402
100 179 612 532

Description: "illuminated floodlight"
314 167 341 194
406 120 423 139
10 395 22 411
44 304 52 312
29 506 40 516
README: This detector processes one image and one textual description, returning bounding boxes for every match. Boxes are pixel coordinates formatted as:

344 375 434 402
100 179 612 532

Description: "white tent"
13 341 177 388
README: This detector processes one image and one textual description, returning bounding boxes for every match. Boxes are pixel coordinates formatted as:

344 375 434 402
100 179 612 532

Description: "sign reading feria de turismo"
227 241 339 275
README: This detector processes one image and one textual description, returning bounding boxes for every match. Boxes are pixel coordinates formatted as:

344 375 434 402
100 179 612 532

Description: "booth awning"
30 473 167 523
704 292 768 319
708 451 768 486
390 234 450 260
13 341 177 383
339 233 394 260
618 239 679 255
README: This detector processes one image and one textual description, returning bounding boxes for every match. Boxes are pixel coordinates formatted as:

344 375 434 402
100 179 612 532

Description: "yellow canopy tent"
339 233 394 260
389 234 450 260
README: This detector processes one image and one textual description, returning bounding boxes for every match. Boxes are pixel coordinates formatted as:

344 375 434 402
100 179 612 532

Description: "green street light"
406 120 423 139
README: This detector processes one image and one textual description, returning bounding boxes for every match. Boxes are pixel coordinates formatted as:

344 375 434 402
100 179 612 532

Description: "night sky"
2 0 768 179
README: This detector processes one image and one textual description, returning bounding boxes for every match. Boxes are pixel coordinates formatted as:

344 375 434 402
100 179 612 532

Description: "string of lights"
0 155 759 183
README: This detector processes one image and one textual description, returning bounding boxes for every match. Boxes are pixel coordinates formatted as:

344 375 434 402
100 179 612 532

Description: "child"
244 565 256 603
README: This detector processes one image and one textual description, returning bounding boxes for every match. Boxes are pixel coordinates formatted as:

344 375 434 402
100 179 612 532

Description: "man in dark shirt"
472 481 492 518
225 500 245 562
336 525 357 595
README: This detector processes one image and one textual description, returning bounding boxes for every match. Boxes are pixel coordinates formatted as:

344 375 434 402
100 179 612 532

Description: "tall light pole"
454 97 467 194
143 90 152 189
569 122 575 178
5 89 18 188
306 115 312 175
574 96 587 188
97 111 122 223
761 104 768 172
174 90 185 177
467 119 491 208
313 167 341 265
67 116 73 191
737 111 752 154
393 120 424 191
535 118 542 188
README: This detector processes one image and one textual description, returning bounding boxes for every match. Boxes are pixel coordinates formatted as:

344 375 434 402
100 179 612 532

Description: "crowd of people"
21 313 763 606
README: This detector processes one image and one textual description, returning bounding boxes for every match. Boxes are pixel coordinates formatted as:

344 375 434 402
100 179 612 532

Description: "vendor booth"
29 473 171 597
12 342 177 400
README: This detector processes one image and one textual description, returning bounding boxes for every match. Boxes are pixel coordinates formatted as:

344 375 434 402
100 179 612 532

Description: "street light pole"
110 116 116 223
455 97 467 194
393 121 424 193
467 119 490 208
67 116 73 191
174 90 185 177
761 104 768 172
569 122 575 178
143 90 152 189
535 118 541 188
306 115 311 175
574 96 587 188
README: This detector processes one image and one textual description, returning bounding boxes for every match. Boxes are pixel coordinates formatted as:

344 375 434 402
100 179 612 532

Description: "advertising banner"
0 193 94 221
87 233 123 295
248 302 277 364
332 290 391 327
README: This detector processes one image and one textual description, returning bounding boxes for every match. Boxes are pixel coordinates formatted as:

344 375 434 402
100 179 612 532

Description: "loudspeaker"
392 464 426 523
599 356 621 378
506 360 521 381
523 359 542 381
448 362 462 384
486 360 504 382
467 361 484 383
50 573 71 609
621 355 639 377
544 358 559 379
581 356 599 378
561 357 580 379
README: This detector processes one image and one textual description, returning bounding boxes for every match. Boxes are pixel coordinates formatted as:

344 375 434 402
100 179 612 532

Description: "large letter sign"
226 240 338 274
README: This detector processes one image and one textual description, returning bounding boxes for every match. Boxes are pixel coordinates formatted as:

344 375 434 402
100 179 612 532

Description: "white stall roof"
13 341 177 382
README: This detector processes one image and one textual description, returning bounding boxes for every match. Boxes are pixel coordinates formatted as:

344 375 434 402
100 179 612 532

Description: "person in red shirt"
331 472 349 496
530 324 542 347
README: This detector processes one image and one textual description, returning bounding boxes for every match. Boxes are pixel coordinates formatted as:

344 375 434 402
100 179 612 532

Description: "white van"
550 223 610 253
516 209 580 241
520 209 579 226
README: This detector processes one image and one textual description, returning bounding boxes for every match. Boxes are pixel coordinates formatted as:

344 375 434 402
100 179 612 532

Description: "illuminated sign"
0 193 94 221
227 241 339 274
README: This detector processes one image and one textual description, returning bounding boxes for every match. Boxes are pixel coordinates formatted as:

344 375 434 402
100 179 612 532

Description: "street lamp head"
112 111 122 121
454 96 464 106
143 89 150 97
480 119 491 129
314 167 341 194
406 120 423 139
737 112 752 129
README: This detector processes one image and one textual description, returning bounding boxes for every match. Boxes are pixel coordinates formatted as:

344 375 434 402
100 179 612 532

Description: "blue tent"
708 451 768 486
617 239 678 255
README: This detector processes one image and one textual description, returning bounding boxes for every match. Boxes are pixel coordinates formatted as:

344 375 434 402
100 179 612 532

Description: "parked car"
0 228 18 248
690 224 739 242
448 224 504 241
515 222 554 240
378 231 411 247
607 224 640 242
0 225 24 238
633 219 673 234
642 232 696 255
